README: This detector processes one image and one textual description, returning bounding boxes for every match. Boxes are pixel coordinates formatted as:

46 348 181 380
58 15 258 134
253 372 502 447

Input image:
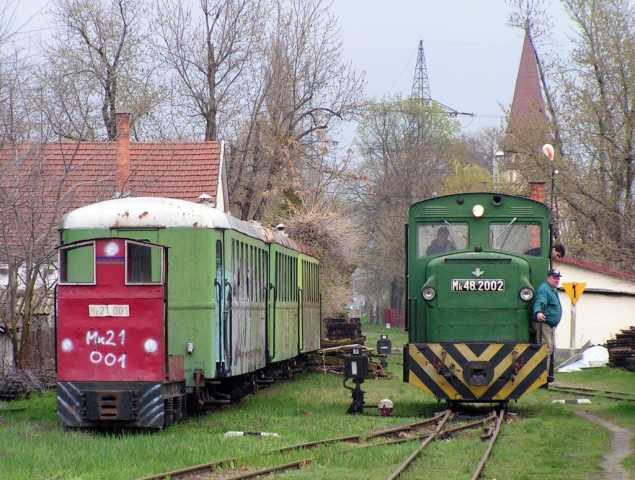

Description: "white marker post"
562 282 586 352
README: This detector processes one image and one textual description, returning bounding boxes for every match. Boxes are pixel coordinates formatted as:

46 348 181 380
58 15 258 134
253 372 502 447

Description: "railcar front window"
60 242 95 284
489 223 541 256
126 242 163 284
417 223 468 257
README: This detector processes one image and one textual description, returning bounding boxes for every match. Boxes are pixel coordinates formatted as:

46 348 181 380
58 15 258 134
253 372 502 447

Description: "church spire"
508 32 548 135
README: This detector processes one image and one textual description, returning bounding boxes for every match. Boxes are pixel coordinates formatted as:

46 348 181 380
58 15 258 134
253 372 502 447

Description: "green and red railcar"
56 197 320 429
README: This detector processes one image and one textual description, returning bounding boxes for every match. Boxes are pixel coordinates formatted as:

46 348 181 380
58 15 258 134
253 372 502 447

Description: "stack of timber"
321 315 365 348
0 369 46 401
606 326 635 371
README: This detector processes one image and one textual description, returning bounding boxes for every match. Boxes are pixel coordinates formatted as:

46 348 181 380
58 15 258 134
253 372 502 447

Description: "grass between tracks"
0 324 617 480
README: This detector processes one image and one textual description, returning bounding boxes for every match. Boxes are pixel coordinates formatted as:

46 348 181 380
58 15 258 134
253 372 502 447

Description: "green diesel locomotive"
404 193 550 403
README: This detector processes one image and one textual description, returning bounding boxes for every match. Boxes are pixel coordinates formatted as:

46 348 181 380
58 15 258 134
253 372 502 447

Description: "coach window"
262 251 268 301
60 242 95 284
241 242 246 300
276 253 281 300
126 241 162 284
255 249 260 303
490 223 542 256
283 255 288 301
417 223 468 257
291 258 298 302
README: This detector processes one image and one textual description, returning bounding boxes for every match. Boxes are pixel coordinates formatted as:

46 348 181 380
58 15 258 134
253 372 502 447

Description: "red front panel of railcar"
57 239 166 382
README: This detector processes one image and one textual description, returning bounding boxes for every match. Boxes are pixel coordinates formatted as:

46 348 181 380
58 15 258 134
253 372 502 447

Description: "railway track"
140 409 507 480
550 384 635 402
383 408 507 480
139 458 311 480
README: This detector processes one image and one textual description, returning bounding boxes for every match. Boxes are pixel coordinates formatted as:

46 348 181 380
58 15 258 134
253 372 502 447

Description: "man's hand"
536 312 546 322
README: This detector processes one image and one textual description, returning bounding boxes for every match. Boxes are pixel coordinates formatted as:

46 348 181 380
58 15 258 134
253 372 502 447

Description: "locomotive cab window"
59 242 95 284
489 223 541 256
417 223 468 257
126 241 163 284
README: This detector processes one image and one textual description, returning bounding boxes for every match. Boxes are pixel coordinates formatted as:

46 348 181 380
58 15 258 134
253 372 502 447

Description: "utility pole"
410 40 473 118
411 40 432 105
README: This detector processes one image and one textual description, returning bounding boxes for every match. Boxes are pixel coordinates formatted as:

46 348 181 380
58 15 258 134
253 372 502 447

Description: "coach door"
214 238 229 377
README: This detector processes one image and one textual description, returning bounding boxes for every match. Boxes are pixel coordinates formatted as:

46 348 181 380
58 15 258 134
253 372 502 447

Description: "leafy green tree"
351 97 459 320
441 159 492 195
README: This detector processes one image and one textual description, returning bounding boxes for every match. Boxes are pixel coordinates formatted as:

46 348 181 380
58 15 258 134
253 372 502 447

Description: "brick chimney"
115 111 131 196
529 181 546 203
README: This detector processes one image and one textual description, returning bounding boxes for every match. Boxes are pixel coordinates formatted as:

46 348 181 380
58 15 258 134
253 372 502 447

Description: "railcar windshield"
126 241 163 284
417 223 468 257
489 223 542 256
59 242 95 284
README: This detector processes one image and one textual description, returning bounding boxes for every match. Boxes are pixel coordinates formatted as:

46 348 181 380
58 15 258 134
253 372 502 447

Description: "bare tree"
506 0 635 270
42 0 157 140
156 0 263 141
0 7 118 369
227 0 365 221
555 0 635 267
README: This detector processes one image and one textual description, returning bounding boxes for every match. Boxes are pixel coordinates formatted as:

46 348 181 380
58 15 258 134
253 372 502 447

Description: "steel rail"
549 384 635 402
223 459 310 479
385 409 453 480
139 413 451 480
469 409 505 480
364 410 450 440
139 458 231 480
139 459 309 480
275 410 450 453
355 413 496 449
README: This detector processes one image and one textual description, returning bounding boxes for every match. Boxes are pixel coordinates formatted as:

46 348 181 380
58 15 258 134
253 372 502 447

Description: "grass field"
0 326 627 480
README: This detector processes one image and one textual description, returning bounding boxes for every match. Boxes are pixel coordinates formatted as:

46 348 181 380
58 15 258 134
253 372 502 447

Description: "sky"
330 0 572 147
10 0 573 151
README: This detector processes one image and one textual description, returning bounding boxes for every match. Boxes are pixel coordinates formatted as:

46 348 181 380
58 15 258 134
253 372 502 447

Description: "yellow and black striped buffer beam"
404 343 548 401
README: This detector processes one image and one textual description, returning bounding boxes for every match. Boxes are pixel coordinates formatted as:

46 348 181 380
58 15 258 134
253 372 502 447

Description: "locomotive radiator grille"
97 394 119 419
405 342 548 401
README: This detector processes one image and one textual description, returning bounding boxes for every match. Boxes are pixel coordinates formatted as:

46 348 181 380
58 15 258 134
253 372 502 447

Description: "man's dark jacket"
532 282 562 327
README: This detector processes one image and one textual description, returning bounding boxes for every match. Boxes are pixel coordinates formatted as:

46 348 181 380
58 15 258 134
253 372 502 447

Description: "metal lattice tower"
411 40 431 104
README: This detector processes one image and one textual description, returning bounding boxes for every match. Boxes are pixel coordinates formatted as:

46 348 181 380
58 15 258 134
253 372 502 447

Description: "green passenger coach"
404 192 550 404
56 196 320 428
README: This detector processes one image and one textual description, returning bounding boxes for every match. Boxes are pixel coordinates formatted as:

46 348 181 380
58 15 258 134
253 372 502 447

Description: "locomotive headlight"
61 338 73 352
144 338 158 353
519 287 534 302
421 287 436 301
472 204 485 217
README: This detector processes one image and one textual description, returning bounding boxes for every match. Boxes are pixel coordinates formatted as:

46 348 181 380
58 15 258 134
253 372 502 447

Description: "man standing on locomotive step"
533 269 563 382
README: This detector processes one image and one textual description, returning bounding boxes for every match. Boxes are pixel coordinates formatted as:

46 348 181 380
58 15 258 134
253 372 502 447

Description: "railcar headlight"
421 287 436 301
472 204 485 217
519 287 534 302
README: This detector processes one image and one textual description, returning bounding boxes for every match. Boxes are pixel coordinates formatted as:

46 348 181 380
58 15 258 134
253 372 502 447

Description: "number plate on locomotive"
450 279 505 292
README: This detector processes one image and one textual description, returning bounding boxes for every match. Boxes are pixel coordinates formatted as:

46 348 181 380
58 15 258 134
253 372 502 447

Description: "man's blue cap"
548 269 562 278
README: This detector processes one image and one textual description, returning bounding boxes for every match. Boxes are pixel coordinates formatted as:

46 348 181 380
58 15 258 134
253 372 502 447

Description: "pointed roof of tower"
508 32 548 134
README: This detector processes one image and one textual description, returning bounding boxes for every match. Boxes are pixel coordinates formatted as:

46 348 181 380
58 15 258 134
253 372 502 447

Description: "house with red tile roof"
0 111 228 257
553 256 635 352
1 111 227 216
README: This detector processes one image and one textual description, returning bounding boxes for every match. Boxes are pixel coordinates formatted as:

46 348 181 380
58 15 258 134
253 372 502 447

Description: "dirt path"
576 411 633 480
